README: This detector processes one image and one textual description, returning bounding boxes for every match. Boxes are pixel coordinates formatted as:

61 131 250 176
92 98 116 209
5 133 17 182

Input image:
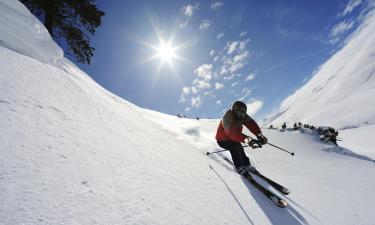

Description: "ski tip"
278 199 288 208
281 187 290 195
206 152 209 155
270 196 288 208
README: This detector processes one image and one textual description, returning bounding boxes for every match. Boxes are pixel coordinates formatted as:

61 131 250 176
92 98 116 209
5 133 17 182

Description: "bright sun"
153 41 178 66
141 34 189 72
157 43 176 62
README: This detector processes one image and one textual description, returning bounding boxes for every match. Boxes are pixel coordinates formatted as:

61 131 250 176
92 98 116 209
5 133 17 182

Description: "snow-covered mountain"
1 1 375 225
268 3 375 130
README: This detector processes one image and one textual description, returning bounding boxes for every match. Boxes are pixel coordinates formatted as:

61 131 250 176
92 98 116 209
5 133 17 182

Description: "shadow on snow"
242 177 311 225
209 162 318 225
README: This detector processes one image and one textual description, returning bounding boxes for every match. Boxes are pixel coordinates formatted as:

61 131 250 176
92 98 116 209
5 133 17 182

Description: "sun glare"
153 40 179 66
137 31 191 74
157 43 176 62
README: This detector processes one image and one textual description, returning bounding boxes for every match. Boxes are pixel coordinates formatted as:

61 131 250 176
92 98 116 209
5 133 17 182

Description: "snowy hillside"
0 0 63 64
269 3 375 130
1 1 375 225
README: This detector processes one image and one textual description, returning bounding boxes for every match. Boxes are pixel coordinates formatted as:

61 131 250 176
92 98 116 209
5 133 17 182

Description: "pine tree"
20 0 105 64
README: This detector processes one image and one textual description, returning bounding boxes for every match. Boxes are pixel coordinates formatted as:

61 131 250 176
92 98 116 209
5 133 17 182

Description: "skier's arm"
243 115 268 144
243 115 261 136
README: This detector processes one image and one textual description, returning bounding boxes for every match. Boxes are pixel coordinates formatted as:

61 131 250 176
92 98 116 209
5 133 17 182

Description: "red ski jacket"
215 110 261 143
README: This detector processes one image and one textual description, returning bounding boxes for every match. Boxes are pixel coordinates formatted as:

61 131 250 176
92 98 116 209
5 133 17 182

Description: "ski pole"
206 149 229 155
267 142 295 156
206 142 259 155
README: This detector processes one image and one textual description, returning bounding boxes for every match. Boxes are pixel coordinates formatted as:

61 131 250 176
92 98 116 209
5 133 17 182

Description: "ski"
208 154 288 207
250 168 290 195
241 171 287 208
221 156 290 195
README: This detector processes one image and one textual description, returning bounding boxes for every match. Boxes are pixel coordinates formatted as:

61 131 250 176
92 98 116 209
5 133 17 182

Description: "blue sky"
74 0 365 120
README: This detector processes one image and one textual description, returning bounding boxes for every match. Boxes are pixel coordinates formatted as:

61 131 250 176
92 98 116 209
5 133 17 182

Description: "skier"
215 101 268 175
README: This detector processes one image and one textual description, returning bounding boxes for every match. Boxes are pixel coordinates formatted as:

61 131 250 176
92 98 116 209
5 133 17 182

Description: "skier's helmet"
232 101 247 118
232 101 247 112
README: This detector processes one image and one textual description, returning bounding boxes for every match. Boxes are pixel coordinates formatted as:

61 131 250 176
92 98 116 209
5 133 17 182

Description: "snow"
339 125 375 160
1 1 375 225
0 0 63 64
268 2 375 130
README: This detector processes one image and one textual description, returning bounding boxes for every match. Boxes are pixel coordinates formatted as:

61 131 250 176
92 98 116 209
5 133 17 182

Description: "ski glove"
256 133 268 145
245 136 262 149
245 136 252 144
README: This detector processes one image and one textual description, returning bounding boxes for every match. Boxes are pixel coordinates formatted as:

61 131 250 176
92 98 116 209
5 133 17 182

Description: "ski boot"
237 165 257 175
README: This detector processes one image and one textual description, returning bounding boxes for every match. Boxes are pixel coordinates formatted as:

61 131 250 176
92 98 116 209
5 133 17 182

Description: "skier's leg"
228 143 246 169
217 141 248 169
238 147 251 167
227 142 254 173
217 141 243 168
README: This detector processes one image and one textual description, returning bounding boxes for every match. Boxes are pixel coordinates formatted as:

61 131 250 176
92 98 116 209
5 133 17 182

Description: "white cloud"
211 2 224 10
191 96 202 108
246 100 263 116
233 51 250 63
179 94 186 102
220 66 228 76
179 4 198 28
217 33 224 39
193 79 211 89
183 3 198 17
229 62 245 73
184 5 194 16
239 88 252 101
199 20 211 30
182 86 190 95
195 64 213 81
181 37 252 110
245 73 255 81
231 81 239 87
218 39 252 78
223 74 236 80
215 82 224 89
216 100 222 105
203 91 215 98
226 41 239 54
179 21 189 28
180 86 192 102
239 39 250 50
340 0 362 17
329 20 355 44
330 20 355 37
240 31 247 37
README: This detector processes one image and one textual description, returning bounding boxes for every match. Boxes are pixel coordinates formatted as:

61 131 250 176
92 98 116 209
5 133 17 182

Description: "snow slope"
339 124 375 159
1 1 375 225
0 0 63 64
269 3 375 130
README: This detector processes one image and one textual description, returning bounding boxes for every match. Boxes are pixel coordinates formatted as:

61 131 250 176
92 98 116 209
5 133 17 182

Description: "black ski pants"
217 140 250 169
